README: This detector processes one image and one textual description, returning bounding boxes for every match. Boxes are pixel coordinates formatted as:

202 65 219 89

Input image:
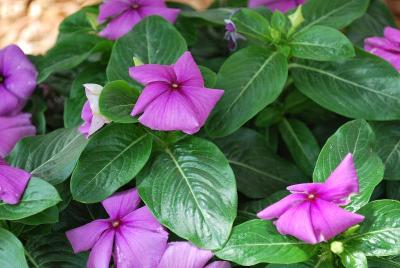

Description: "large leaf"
107 16 187 83
137 137 237 250
0 178 61 220
291 51 400 120
16 206 59 226
181 8 233 25
231 8 270 41
215 220 317 265
215 128 304 198
0 228 28 268
313 120 384 211
71 124 152 203
343 200 400 257
8 128 88 185
206 46 288 137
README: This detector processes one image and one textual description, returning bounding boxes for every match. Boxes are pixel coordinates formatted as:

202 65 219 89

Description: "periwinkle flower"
66 188 168 268
157 242 230 268
248 0 306 12
364 27 400 71
0 45 37 116
98 0 181 40
257 154 365 244
224 19 244 51
0 113 36 158
0 158 31 205
129 51 224 134
79 84 110 138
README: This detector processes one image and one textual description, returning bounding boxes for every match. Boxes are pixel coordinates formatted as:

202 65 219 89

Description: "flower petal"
157 242 213 268
101 188 141 219
368 47 400 71
364 37 400 53
129 64 175 85
275 201 318 244
287 182 323 194
384 26 400 44
79 101 93 137
3 70 37 100
114 225 168 268
66 219 111 253
257 193 306 220
139 6 180 23
99 10 142 40
173 52 204 87
87 229 115 268
131 83 170 116
98 0 130 23
137 0 166 7
248 0 305 12
311 199 364 243
0 85 20 116
0 160 31 204
205 261 232 268
84 83 103 114
122 206 167 234
0 45 37 80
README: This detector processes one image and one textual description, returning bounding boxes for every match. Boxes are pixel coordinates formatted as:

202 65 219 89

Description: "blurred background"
0 0 398 55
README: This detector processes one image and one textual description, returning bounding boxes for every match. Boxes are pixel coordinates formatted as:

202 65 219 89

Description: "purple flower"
157 242 231 268
248 0 306 12
257 153 365 244
0 113 36 158
0 158 31 205
79 84 110 138
129 52 224 134
224 19 244 51
66 188 168 268
0 45 37 116
364 27 400 71
98 0 181 40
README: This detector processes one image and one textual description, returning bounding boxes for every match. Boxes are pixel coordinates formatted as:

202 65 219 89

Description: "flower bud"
133 57 144 66
330 241 344 254
288 6 304 33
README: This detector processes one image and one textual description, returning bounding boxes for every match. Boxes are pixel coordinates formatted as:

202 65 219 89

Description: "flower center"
307 194 315 200
171 83 179 89
112 220 120 228
132 3 140 9
0 75 3 83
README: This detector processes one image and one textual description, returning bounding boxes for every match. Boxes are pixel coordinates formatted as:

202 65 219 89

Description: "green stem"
25 249 39 268
86 204 95 220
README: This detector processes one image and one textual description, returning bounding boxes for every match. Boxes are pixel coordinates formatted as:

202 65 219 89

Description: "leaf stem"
25 249 40 268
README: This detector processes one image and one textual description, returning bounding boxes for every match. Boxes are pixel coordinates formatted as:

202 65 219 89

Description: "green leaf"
0 228 28 268
137 137 237 250
290 26 355 61
206 46 288 137
215 128 304 198
199 66 217 88
99 80 140 123
291 50 400 120
8 128 88 185
340 250 368 268
344 200 400 257
215 220 317 265
278 119 320 176
231 8 270 41
59 5 98 34
181 8 233 25
15 206 59 226
368 256 400 268
107 16 187 83
71 124 152 203
313 120 384 211
0 178 61 220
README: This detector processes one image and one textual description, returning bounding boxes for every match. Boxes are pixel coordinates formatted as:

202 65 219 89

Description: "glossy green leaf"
313 120 384 211
107 16 187 83
99 80 140 123
368 256 400 268
199 66 217 88
215 128 304 198
137 137 237 250
0 228 28 268
16 206 59 226
231 8 270 41
71 124 152 203
215 220 317 265
8 128 88 185
206 46 288 137
340 250 368 268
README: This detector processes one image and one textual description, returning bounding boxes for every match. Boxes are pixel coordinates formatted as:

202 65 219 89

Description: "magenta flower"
129 52 224 134
157 242 231 268
0 113 36 158
248 0 305 12
224 19 244 51
66 188 168 268
79 84 110 138
257 154 365 244
0 158 31 204
0 45 37 116
98 0 181 40
364 27 400 71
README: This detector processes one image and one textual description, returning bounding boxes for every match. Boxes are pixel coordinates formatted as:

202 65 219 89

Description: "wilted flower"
257 153 365 244
98 0 181 40
129 51 224 134
364 27 400 71
0 113 36 158
0 158 31 204
66 188 168 268
157 242 230 268
224 19 244 51
248 0 306 12
0 45 37 116
79 84 110 138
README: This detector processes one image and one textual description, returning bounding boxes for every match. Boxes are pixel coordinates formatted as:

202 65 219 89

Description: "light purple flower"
364 27 400 71
66 188 168 268
224 19 244 51
0 45 37 116
157 242 231 268
257 153 365 244
79 84 110 138
0 113 36 158
98 0 181 40
248 0 306 12
129 52 224 134
0 158 31 205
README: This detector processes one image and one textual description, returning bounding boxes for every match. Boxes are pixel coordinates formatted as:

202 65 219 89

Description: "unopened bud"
133 57 144 66
288 6 304 34
330 241 344 254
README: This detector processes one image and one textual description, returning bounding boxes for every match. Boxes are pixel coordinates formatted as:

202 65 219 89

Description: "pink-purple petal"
139 6 180 23
99 10 142 40
157 242 213 268
248 0 305 12
122 206 168 234
384 26 400 44
131 82 171 116
101 188 141 219
0 86 20 116
87 229 115 268
287 182 323 194
173 52 204 87
98 0 130 23
129 64 176 85
205 261 232 268
257 193 306 220
0 160 31 204
3 69 37 100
